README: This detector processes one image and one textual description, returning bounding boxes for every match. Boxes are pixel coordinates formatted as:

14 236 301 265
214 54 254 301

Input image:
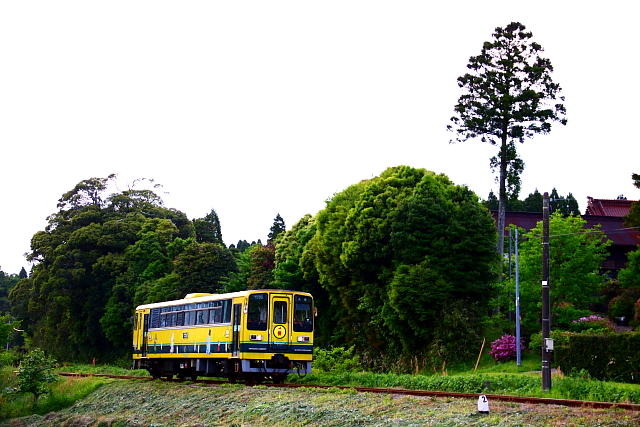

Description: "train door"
269 294 291 352
232 303 242 357
141 313 149 357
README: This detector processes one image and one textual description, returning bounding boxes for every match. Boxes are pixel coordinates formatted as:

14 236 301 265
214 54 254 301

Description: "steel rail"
57 372 640 411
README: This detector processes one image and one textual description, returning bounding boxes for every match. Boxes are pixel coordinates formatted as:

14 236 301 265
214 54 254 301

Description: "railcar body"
132 289 313 382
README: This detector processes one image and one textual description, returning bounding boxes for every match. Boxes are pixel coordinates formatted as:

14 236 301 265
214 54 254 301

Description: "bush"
609 295 636 319
15 349 59 402
528 330 572 352
553 302 592 329
489 335 523 362
0 350 21 367
313 346 361 373
555 332 640 383
569 315 614 333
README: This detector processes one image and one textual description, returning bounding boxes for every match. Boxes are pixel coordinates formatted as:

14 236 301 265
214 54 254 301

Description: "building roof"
492 211 640 247
585 197 634 217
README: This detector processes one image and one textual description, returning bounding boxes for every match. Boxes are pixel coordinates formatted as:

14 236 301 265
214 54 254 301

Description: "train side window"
293 295 314 332
223 300 231 323
209 308 221 324
185 310 196 326
168 313 177 327
150 309 160 328
273 301 287 324
247 293 267 330
196 310 208 325
176 312 185 326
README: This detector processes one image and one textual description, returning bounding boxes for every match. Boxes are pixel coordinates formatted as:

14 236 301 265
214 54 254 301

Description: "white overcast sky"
1 1 639 274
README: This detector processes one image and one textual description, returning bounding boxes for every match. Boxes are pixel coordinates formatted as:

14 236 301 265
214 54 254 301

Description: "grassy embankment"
58 353 640 404
0 365 108 421
288 353 640 404
3 352 639 422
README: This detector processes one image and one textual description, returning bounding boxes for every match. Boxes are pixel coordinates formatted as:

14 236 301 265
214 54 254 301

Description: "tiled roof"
585 197 634 217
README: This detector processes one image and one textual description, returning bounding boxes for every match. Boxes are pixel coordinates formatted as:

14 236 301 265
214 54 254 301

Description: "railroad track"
58 372 640 411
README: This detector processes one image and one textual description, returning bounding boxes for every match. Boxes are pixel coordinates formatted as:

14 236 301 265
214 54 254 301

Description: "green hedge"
556 333 640 383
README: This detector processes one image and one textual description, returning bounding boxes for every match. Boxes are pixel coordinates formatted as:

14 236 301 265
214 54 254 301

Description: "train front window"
273 301 287 324
293 295 313 332
247 293 267 330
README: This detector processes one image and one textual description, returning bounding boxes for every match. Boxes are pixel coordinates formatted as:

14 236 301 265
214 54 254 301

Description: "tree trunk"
497 137 508 279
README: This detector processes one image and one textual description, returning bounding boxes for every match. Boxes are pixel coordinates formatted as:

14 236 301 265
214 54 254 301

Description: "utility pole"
515 227 521 366
541 192 552 390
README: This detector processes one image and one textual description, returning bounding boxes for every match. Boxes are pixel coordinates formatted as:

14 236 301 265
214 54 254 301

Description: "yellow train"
132 289 314 383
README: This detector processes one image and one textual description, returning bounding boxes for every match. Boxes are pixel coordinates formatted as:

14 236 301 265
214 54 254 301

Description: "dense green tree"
268 213 286 244
233 240 251 252
9 176 235 361
448 21 567 264
173 241 237 295
303 166 497 367
18 267 28 279
0 268 20 313
193 209 223 245
485 191 499 210
517 213 610 335
246 244 276 289
522 189 543 212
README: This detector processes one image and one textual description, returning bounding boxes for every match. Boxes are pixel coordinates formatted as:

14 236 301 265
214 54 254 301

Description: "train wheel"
272 374 287 384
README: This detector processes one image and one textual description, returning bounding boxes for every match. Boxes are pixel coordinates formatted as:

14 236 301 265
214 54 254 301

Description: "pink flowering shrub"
570 314 614 333
489 335 523 362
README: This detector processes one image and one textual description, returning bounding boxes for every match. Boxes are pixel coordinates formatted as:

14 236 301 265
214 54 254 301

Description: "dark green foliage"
193 209 223 244
232 240 252 252
549 188 580 216
483 188 577 214
449 21 567 261
556 333 640 383
18 268 27 279
246 244 276 289
522 189 543 212
268 213 286 244
9 176 237 361
173 242 237 295
552 303 592 329
15 349 58 402
0 268 20 313
302 166 497 368
313 346 361 373
608 288 640 319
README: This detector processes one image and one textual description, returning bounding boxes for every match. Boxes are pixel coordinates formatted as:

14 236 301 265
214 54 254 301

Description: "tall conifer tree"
448 22 566 268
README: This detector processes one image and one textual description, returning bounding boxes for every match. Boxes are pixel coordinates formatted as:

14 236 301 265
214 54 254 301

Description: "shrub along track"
58 372 640 412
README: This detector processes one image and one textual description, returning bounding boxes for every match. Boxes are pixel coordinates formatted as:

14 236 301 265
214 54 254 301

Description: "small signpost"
477 395 490 414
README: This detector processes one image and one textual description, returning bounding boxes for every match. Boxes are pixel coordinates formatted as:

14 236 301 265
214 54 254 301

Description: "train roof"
135 289 312 310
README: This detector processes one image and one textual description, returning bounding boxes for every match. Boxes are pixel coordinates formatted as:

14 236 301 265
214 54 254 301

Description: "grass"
57 363 149 377
0 365 109 421
287 352 640 404
12 380 640 426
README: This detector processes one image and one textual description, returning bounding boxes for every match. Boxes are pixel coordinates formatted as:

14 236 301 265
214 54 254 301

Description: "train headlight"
297 336 310 343
250 334 262 341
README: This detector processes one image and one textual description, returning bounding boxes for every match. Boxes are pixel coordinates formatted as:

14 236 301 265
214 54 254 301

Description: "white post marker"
477 395 490 414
